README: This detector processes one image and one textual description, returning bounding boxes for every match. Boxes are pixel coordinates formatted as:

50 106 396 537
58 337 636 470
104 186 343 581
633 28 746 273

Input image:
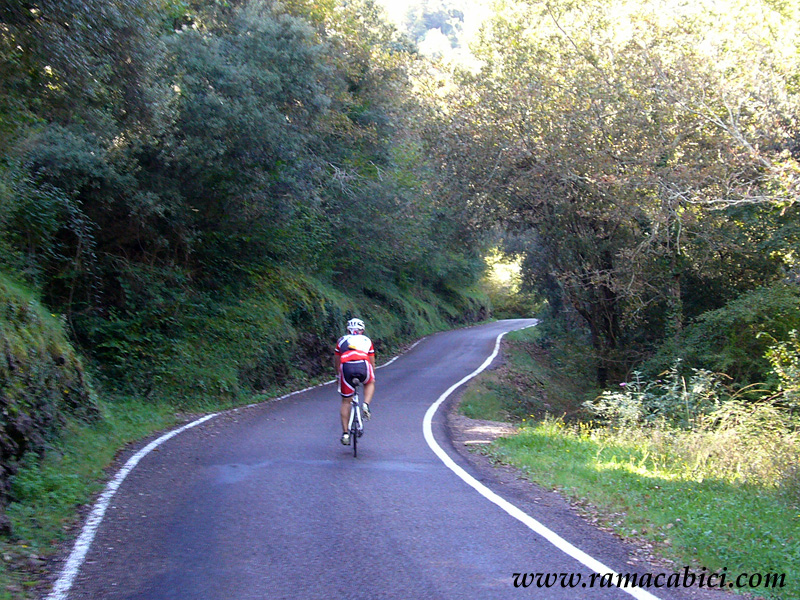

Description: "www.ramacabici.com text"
512 567 787 591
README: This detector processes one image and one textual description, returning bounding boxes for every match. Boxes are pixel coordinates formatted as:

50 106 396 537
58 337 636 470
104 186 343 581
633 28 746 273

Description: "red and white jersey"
335 334 374 363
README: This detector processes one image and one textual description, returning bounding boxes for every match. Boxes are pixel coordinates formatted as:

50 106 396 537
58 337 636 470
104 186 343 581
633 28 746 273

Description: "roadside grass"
0 397 178 599
491 421 798 599
460 377 511 421
462 327 800 600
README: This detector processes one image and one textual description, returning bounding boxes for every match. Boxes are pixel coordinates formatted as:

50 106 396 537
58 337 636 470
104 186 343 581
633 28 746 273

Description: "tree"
429 0 800 382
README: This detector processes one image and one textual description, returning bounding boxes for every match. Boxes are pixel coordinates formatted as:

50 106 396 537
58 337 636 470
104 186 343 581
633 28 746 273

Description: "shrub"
585 354 800 496
586 363 730 427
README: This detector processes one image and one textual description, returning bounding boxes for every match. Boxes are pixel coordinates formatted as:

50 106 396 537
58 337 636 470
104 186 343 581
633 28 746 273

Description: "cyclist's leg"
362 360 375 414
340 395 352 432
360 381 373 420
363 380 375 405
339 363 357 442
340 397 352 445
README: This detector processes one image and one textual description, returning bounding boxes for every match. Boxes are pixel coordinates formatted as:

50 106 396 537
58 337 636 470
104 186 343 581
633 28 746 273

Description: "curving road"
47 319 730 600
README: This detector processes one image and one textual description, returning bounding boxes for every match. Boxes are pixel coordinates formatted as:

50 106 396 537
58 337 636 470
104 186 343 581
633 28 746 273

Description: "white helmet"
346 318 365 335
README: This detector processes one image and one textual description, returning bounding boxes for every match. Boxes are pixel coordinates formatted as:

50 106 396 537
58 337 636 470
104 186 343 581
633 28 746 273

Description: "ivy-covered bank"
0 275 98 534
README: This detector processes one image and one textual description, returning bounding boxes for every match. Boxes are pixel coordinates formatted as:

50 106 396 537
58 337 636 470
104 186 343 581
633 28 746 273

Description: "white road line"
270 336 423 402
380 338 424 368
46 413 218 600
422 326 663 600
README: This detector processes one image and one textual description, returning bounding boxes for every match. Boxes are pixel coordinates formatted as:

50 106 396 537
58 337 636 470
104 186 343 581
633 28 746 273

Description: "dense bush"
644 284 800 387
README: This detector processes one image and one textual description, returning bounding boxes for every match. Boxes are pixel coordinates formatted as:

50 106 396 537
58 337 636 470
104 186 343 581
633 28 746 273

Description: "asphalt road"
48 319 733 600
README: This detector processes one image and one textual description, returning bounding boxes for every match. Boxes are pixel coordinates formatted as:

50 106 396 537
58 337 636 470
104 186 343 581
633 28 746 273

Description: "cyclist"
335 317 375 445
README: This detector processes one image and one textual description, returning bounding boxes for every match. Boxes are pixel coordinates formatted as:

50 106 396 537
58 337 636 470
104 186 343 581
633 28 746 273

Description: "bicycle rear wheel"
350 392 359 458
349 386 363 458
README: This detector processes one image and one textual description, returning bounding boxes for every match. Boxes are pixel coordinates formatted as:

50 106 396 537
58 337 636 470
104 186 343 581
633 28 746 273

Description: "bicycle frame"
347 386 364 457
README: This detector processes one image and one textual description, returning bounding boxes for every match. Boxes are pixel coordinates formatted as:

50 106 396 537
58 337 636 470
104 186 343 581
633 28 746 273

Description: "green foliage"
0 0 166 126
766 329 800 411
697 399 800 490
7 397 174 543
432 0 800 382
588 296 800 430
460 325 598 423
1 396 176 598
76 264 486 409
0 0 488 404
650 284 800 386
75 263 193 397
583 337 800 499
3 127 111 295
460 378 510 421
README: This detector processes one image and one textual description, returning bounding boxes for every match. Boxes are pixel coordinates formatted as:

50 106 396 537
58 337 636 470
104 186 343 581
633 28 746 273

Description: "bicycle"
347 381 366 458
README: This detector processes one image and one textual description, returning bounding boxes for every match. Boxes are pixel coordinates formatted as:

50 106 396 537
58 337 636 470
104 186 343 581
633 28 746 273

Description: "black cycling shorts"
339 360 374 397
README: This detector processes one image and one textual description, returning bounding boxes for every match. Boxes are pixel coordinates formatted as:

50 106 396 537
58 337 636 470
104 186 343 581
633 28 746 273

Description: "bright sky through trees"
375 0 492 61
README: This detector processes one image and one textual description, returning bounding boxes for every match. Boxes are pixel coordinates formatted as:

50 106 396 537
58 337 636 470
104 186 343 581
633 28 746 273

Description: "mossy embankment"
0 275 99 533
82 267 488 408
